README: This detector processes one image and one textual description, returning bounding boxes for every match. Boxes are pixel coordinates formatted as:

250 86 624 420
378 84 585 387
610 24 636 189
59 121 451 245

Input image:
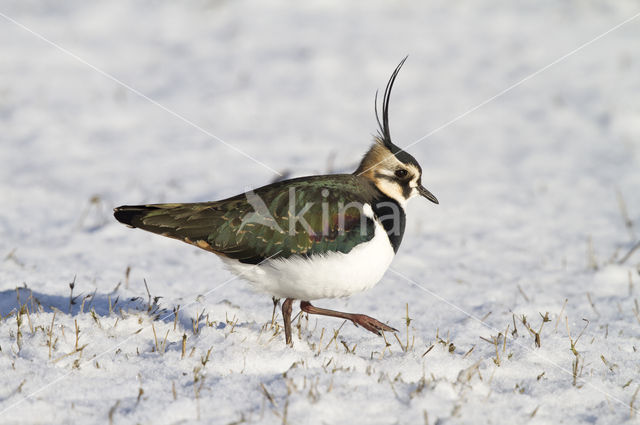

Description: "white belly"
221 219 395 300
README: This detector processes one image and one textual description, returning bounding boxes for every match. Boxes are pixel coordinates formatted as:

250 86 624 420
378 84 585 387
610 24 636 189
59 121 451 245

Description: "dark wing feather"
114 175 379 264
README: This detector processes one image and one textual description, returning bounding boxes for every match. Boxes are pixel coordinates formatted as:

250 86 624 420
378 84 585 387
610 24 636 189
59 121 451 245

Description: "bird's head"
355 57 438 207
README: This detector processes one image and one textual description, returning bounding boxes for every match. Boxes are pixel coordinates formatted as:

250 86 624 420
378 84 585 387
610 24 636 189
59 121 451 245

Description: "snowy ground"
2 1 640 424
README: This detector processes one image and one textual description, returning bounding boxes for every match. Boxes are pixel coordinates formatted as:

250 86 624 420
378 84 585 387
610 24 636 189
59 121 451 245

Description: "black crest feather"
375 56 408 150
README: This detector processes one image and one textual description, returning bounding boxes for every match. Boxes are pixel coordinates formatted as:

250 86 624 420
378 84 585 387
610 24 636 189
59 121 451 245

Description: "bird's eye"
395 169 408 178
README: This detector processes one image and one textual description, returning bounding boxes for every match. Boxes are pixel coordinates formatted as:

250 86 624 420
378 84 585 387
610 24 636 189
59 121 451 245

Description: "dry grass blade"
462 345 475 359
586 293 599 316
173 305 180 331
52 344 89 363
48 309 57 359
74 319 80 351
151 322 159 352
530 405 540 418
632 299 640 325
631 385 640 418
260 383 278 408
108 400 120 425
555 299 568 331
517 285 530 302
423 344 435 357
68 275 77 314
619 241 640 265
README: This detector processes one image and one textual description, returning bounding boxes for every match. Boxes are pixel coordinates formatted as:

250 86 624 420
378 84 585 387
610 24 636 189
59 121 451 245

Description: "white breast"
221 208 395 301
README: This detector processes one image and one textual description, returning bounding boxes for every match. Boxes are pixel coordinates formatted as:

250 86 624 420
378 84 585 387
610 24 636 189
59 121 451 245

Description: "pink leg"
300 301 397 336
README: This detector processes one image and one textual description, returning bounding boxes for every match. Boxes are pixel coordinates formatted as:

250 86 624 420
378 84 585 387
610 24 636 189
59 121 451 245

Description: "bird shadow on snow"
0 286 170 320
0 286 237 334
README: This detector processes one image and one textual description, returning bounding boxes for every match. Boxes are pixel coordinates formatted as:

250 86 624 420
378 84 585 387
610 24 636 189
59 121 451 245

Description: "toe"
352 315 396 336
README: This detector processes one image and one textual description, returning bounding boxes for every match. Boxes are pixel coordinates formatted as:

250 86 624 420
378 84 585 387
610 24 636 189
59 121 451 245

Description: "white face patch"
373 164 423 206
374 178 407 207
406 164 421 180
408 176 420 198
405 165 422 199
361 144 424 206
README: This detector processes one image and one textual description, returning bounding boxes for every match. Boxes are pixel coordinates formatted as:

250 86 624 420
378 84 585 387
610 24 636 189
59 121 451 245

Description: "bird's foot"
299 301 397 337
349 314 397 335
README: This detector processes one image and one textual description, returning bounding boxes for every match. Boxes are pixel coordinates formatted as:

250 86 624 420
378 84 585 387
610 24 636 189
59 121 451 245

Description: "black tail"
113 205 158 228
113 202 225 252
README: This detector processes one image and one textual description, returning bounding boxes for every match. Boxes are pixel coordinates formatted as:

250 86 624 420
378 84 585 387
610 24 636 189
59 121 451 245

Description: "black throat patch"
371 194 406 253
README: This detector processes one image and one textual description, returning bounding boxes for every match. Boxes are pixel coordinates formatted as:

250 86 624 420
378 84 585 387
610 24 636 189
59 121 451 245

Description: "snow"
1 1 640 424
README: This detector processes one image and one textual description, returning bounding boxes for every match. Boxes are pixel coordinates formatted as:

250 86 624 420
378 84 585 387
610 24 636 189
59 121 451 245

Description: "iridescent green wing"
114 175 378 263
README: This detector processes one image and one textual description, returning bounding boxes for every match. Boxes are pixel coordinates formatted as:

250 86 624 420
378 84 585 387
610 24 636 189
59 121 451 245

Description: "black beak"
418 185 439 204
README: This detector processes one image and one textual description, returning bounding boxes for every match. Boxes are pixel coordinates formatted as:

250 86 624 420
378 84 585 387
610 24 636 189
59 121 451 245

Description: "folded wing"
114 175 377 264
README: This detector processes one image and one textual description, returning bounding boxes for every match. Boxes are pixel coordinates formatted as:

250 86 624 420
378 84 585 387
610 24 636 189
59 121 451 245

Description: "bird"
114 57 438 346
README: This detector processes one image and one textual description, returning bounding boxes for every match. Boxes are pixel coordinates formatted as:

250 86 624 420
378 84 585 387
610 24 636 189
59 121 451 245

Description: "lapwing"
114 58 438 345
